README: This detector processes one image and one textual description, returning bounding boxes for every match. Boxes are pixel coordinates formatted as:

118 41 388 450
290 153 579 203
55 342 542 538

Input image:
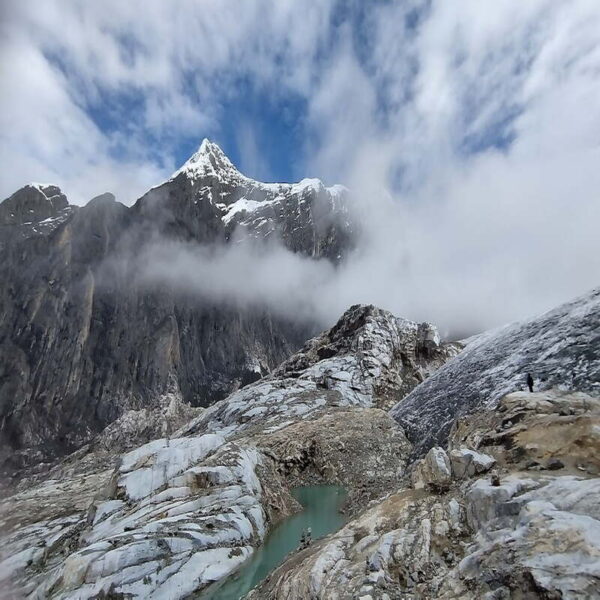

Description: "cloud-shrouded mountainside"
0 141 354 473
2 1 600 339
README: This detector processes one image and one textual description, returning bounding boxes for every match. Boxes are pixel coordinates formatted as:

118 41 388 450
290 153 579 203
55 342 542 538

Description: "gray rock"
449 448 496 479
546 458 565 471
412 447 452 492
0 141 354 473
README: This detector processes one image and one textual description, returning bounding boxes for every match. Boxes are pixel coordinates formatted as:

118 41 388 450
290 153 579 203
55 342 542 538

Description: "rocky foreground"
254 389 600 599
0 290 599 599
0 305 455 598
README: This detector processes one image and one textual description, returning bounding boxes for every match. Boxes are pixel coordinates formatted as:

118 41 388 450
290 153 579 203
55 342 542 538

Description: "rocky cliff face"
0 141 353 473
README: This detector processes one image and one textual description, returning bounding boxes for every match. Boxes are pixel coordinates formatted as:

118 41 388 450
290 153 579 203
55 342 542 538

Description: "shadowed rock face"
391 287 600 457
0 141 353 472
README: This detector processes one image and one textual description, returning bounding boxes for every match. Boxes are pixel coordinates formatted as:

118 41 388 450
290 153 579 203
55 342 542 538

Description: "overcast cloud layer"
2 0 600 334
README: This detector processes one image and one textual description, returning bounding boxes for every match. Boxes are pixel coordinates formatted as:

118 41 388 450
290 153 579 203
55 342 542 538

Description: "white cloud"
300 0 600 333
134 238 337 324
0 6 173 204
235 121 273 182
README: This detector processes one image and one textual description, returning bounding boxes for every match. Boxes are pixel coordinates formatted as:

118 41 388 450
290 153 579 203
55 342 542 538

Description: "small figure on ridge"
526 373 534 393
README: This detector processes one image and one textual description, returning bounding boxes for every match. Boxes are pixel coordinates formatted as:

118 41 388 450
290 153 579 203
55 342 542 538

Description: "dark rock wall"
0 163 352 470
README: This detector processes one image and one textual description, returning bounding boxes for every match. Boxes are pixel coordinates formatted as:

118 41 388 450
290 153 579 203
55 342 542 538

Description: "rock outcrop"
177 304 458 441
448 448 495 480
0 433 297 599
0 140 353 472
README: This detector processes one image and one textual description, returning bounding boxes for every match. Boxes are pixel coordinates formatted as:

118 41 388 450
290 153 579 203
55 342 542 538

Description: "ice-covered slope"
391 287 600 456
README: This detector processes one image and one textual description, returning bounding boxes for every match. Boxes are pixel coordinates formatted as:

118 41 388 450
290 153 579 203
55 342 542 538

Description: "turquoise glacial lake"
201 485 348 599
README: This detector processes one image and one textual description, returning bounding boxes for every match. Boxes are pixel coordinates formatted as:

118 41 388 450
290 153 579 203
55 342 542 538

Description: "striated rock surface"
253 390 600 600
1 434 297 599
0 140 353 472
2 288 597 599
271 304 457 410
0 303 454 598
391 287 600 457
92 383 203 454
177 304 458 441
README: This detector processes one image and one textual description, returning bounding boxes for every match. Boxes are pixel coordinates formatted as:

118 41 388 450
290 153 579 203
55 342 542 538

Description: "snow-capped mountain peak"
168 138 350 208
171 138 241 182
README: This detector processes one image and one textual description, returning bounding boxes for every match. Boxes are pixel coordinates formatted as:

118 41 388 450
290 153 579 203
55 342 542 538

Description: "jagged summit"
169 138 347 199
171 137 243 182
1 182 65 202
0 182 68 225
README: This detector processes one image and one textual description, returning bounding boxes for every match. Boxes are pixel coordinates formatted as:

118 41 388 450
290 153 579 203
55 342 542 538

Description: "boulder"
412 447 452 492
449 448 495 479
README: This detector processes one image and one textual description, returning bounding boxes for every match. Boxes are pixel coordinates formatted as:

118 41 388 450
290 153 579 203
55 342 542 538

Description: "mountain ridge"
0 141 354 473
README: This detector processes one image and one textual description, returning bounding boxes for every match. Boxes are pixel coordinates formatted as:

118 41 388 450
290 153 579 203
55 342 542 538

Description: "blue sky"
198 79 309 183
1 0 600 330
3 0 595 201
59 0 420 188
